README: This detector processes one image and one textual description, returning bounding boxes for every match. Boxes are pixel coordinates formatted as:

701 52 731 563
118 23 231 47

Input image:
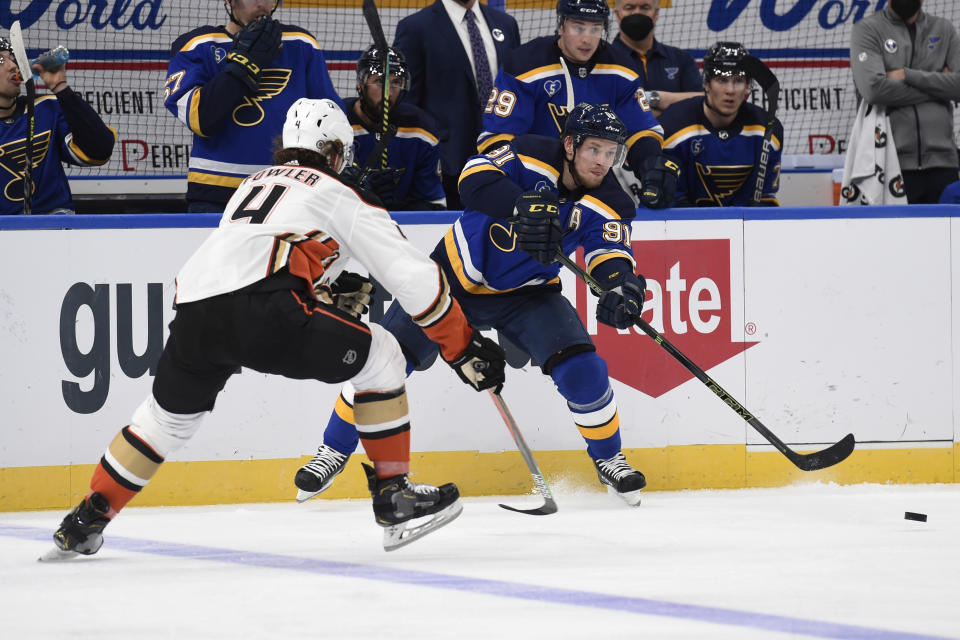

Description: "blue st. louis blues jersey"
477 37 663 166
1 91 115 215
661 96 783 206
434 135 636 296
346 98 445 209
164 24 344 205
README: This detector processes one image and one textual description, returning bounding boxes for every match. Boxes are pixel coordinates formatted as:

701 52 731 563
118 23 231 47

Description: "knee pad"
550 350 611 407
129 394 205 458
350 323 407 393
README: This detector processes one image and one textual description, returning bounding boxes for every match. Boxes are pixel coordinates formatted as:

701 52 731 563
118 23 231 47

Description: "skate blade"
382 500 464 552
38 547 84 562
295 488 324 503
608 485 643 507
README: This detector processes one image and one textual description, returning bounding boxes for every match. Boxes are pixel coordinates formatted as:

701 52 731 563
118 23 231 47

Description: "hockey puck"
904 512 927 522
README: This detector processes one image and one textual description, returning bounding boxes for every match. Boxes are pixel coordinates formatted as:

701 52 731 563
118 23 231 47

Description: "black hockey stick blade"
555 251 856 472
361 0 388 51
782 432 856 471
489 391 558 516
10 21 34 214
741 55 779 206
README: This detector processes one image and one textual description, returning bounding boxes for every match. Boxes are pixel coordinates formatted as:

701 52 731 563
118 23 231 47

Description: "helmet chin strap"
358 86 383 124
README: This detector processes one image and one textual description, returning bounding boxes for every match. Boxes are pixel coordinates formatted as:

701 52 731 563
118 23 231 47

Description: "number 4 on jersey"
230 184 289 224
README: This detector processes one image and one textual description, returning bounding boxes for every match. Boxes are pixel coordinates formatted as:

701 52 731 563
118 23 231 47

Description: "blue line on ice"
3 523 946 640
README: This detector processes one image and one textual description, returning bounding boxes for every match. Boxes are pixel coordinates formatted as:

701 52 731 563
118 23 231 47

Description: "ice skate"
593 452 646 506
295 444 350 502
363 463 463 551
39 492 112 561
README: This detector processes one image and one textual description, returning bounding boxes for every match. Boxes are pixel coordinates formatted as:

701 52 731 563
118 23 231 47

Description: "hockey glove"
224 16 283 93
507 190 563 265
329 272 376 318
636 154 680 210
596 270 647 330
446 330 507 393
361 167 404 210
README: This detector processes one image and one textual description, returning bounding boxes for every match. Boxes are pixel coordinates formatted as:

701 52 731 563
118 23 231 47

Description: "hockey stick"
362 0 390 170
10 21 35 215
742 55 778 206
555 251 856 472
489 391 558 515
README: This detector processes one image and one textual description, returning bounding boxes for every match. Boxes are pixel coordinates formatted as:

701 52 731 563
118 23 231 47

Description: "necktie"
465 10 492 105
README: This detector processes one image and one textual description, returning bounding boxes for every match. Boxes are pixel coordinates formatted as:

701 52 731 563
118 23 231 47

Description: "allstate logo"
544 80 562 97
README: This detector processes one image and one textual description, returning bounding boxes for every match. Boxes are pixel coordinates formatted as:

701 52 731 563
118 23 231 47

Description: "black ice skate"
295 444 350 503
593 452 646 506
363 463 463 551
39 492 112 561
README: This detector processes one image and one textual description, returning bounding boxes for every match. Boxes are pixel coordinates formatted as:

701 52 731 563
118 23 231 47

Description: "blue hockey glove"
636 154 680 210
507 190 563 265
224 16 283 92
596 270 647 329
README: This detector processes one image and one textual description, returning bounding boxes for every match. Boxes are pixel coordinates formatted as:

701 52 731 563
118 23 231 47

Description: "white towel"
839 101 907 205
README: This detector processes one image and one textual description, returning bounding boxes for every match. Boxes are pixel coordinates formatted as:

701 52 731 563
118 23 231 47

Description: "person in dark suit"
394 0 521 209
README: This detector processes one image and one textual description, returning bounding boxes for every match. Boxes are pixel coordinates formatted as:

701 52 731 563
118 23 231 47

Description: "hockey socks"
551 351 622 460
354 387 411 478
90 425 165 514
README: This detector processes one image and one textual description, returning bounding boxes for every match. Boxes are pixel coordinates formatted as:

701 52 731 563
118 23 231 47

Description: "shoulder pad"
170 25 229 55
588 173 637 220
502 37 561 76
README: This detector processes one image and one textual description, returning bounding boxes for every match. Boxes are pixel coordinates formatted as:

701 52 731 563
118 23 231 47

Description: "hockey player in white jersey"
44 99 506 557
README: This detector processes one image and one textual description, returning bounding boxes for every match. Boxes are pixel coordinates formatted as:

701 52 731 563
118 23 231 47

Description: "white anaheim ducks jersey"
174 163 459 340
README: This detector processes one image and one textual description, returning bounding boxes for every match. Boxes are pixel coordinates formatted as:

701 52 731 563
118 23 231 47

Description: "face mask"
890 0 921 21
620 14 654 41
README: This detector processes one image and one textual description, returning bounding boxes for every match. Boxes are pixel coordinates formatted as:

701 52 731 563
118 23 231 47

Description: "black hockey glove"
507 190 563 265
446 330 507 393
596 270 647 330
361 167 404 210
329 272 376 318
636 154 680 210
224 16 283 93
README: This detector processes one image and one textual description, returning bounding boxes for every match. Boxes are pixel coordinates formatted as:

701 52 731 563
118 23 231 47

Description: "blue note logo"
665 66 679 80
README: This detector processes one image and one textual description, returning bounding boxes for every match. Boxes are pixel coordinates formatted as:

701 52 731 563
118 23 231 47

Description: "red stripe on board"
69 62 169 71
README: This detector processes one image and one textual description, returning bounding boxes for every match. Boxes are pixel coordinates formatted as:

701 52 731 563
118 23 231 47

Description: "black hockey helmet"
556 0 609 30
562 102 627 166
0 37 11 54
702 41 750 82
356 44 409 89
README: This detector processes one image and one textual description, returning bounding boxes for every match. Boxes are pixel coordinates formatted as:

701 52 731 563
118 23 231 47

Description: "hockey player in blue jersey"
344 45 446 210
660 42 783 206
296 103 649 506
477 0 678 209
163 0 343 211
0 37 115 215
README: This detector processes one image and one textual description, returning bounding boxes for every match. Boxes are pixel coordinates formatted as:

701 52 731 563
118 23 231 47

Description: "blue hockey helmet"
556 0 610 29
702 41 751 82
562 102 627 166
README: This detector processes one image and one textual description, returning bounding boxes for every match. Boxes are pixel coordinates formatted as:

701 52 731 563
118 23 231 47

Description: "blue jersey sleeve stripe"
627 129 664 148
664 124 709 149
579 194 621 220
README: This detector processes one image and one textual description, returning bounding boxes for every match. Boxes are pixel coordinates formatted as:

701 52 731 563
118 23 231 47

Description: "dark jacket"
394 0 521 177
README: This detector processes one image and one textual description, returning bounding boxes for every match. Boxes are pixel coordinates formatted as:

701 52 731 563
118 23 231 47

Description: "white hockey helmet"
282 98 354 172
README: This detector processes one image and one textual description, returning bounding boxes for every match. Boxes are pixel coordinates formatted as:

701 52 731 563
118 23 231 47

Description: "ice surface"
2 483 958 639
